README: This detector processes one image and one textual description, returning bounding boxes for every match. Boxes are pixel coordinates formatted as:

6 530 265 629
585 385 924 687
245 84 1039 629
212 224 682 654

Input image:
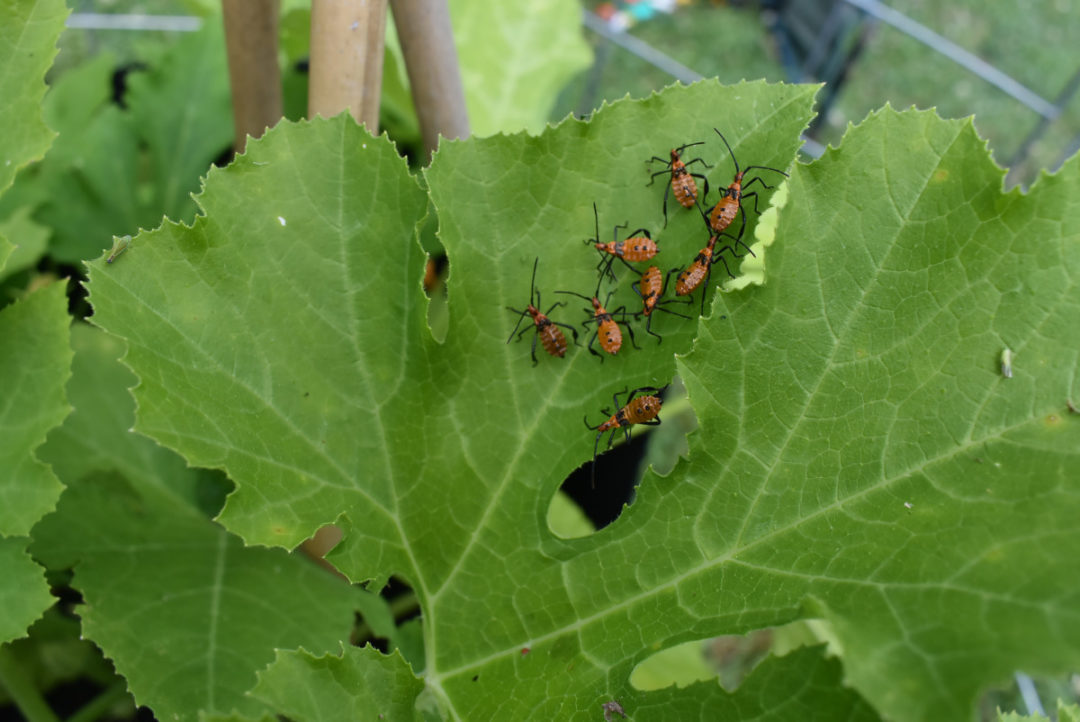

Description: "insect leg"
644 312 662 344
689 173 709 201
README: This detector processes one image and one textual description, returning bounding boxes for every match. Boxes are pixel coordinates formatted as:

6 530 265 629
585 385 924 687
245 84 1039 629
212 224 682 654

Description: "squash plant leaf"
0 281 71 537
84 80 815 719
0 0 66 195
449 0 592 136
0 22 233 263
0 234 13 273
0 537 52 644
30 324 362 722
0 281 71 643
0 0 68 646
670 107 1080 720
84 81 1080 721
0 207 50 283
251 642 876 722
251 646 427 722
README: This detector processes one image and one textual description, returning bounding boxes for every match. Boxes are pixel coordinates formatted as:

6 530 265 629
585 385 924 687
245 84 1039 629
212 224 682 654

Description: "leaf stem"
0 645 60 722
66 681 131 722
222 0 283 153
308 0 387 130
354 591 421 645
388 0 470 159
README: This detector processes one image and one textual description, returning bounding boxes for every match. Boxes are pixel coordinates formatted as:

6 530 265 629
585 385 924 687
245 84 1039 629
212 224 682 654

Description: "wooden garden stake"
389 0 470 159
222 0 283 152
308 0 388 130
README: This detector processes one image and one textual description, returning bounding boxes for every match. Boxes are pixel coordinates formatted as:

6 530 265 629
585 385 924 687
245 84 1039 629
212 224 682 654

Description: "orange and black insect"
506 258 579 366
673 232 741 316
631 265 691 343
556 280 639 361
423 253 448 295
646 141 711 226
586 203 658 281
705 128 788 253
584 386 665 487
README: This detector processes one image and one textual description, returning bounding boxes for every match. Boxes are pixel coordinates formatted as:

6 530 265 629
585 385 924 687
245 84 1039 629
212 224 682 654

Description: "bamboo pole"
222 0 283 153
308 0 388 129
389 0 470 159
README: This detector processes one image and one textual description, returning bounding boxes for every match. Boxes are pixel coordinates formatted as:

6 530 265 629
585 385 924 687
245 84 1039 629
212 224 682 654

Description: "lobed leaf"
0 23 232 263
0 234 13 274
251 646 426 722
85 81 1080 720
0 207 50 284
0 0 70 649
0 537 52 644
86 81 816 719
0 281 71 537
449 0 592 136
0 0 66 194
31 324 360 722
672 107 1080 719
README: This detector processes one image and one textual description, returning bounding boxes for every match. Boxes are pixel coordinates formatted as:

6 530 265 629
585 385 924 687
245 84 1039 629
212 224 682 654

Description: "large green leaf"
0 23 232 263
251 646 427 722
671 107 1080 720
0 0 66 194
85 81 1080 721
449 0 591 136
0 206 50 284
85 81 816 719
0 281 70 644
30 324 360 722
0 281 70 537
252 643 876 721
0 537 52 644
125 21 233 220
383 0 591 138
0 0 70 649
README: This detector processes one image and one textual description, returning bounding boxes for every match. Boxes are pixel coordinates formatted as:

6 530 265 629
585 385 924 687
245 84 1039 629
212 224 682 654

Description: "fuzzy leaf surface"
0 24 232 263
0 206 50 283
0 281 70 643
256 643 876 722
449 0 591 136
86 82 819 720
0 0 65 194
0 537 52 644
671 108 1080 720
0 281 71 536
0 236 13 272
30 324 360 722
251 647 426 722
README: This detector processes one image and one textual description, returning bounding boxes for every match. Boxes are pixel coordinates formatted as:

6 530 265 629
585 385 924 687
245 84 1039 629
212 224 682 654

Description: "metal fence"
64 4 1080 185
581 0 1080 185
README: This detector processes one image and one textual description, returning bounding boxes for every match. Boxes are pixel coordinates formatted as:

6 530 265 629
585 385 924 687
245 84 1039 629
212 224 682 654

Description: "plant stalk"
308 0 388 130
0 645 60 722
388 0 470 159
66 681 131 722
222 0 283 152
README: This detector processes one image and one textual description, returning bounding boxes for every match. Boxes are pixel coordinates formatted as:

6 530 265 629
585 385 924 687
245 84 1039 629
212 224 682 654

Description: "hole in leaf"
631 620 833 693
549 379 696 539
424 252 449 343
351 576 426 674
299 523 346 578
553 431 647 537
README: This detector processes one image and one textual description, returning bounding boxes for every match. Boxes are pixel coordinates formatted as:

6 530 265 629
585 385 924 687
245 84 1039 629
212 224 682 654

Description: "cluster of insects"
505 129 789 485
